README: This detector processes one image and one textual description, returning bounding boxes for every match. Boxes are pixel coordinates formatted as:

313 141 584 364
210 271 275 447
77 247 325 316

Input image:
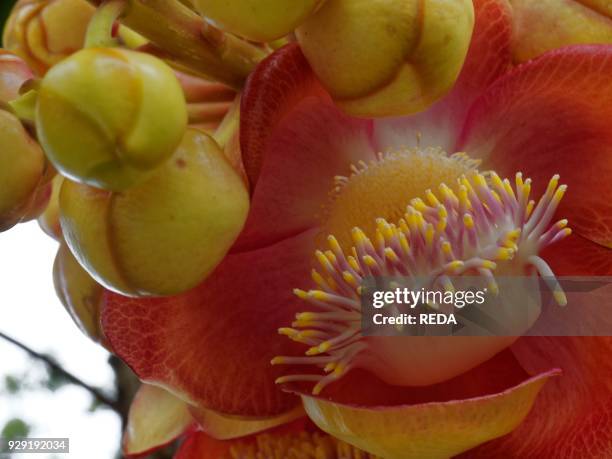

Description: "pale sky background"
0 222 121 459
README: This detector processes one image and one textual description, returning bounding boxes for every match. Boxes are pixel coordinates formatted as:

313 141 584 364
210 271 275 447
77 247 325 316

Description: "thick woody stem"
86 0 268 89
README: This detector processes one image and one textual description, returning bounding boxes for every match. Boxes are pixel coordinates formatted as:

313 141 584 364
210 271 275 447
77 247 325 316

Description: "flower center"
225 430 379 459
274 154 571 394
320 146 480 250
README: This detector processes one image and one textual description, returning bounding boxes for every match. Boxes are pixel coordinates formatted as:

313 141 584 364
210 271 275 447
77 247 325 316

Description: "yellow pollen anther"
448 260 464 272
481 260 497 270
554 290 568 307
463 214 474 229
315 250 330 268
278 328 297 337
312 383 324 395
311 290 331 301
296 312 316 321
333 363 346 376
553 185 567 203
491 172 504 189
458 186 471 209
342 271 359 288
324 362 336 372
496 248 515 260
426 189 440 206
306 347 321 356
348 256 360 272
410 197 427 212
311 270 327 289
363 255 377 268
425 225 435 246
351 227 367 245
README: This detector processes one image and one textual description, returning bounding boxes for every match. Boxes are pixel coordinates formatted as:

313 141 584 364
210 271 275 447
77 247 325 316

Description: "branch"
0 330 122 413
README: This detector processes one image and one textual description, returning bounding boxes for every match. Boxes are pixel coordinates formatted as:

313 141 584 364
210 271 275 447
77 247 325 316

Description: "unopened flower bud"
59 129 250 297
194 0 325 42
3 0 95 76
53 243 105 343
36 48 188 191
296 0 474 117
510 0 612 63
0 109 46 231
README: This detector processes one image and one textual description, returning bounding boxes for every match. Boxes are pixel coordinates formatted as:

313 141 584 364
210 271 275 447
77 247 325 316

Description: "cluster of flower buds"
0 50 49 232
0 0 251 315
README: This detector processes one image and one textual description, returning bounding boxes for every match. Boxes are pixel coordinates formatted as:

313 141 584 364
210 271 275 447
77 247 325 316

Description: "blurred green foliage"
4 375 21 394
1 418 31 439
0 0 18 46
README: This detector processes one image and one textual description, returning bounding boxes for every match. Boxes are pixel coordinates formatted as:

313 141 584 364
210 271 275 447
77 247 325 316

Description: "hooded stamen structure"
273 171 571 395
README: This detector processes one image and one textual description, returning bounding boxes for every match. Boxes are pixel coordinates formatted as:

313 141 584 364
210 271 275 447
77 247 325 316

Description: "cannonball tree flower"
100 0 612 457
3 0 95 76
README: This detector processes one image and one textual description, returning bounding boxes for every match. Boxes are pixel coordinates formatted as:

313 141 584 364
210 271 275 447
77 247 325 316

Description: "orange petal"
174 420 310 459
461 45 612 248
298 369 559 459
102 229 318 417
123 384 194 458
174 431 232 459
237 44 374 251
542 233 612 276
465 336 612 458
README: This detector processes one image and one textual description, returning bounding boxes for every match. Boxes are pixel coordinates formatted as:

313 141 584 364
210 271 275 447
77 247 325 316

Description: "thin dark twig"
0 330 121 413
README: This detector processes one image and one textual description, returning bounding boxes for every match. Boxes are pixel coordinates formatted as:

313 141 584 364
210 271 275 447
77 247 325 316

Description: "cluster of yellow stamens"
272 171 571 394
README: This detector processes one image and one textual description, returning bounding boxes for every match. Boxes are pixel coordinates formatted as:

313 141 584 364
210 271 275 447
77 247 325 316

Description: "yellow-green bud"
0 109 46 231
3 0 95 76
194 0 325 42
296 0 474 117
53 243 105 344
36 48 188 191
59 129 250 297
